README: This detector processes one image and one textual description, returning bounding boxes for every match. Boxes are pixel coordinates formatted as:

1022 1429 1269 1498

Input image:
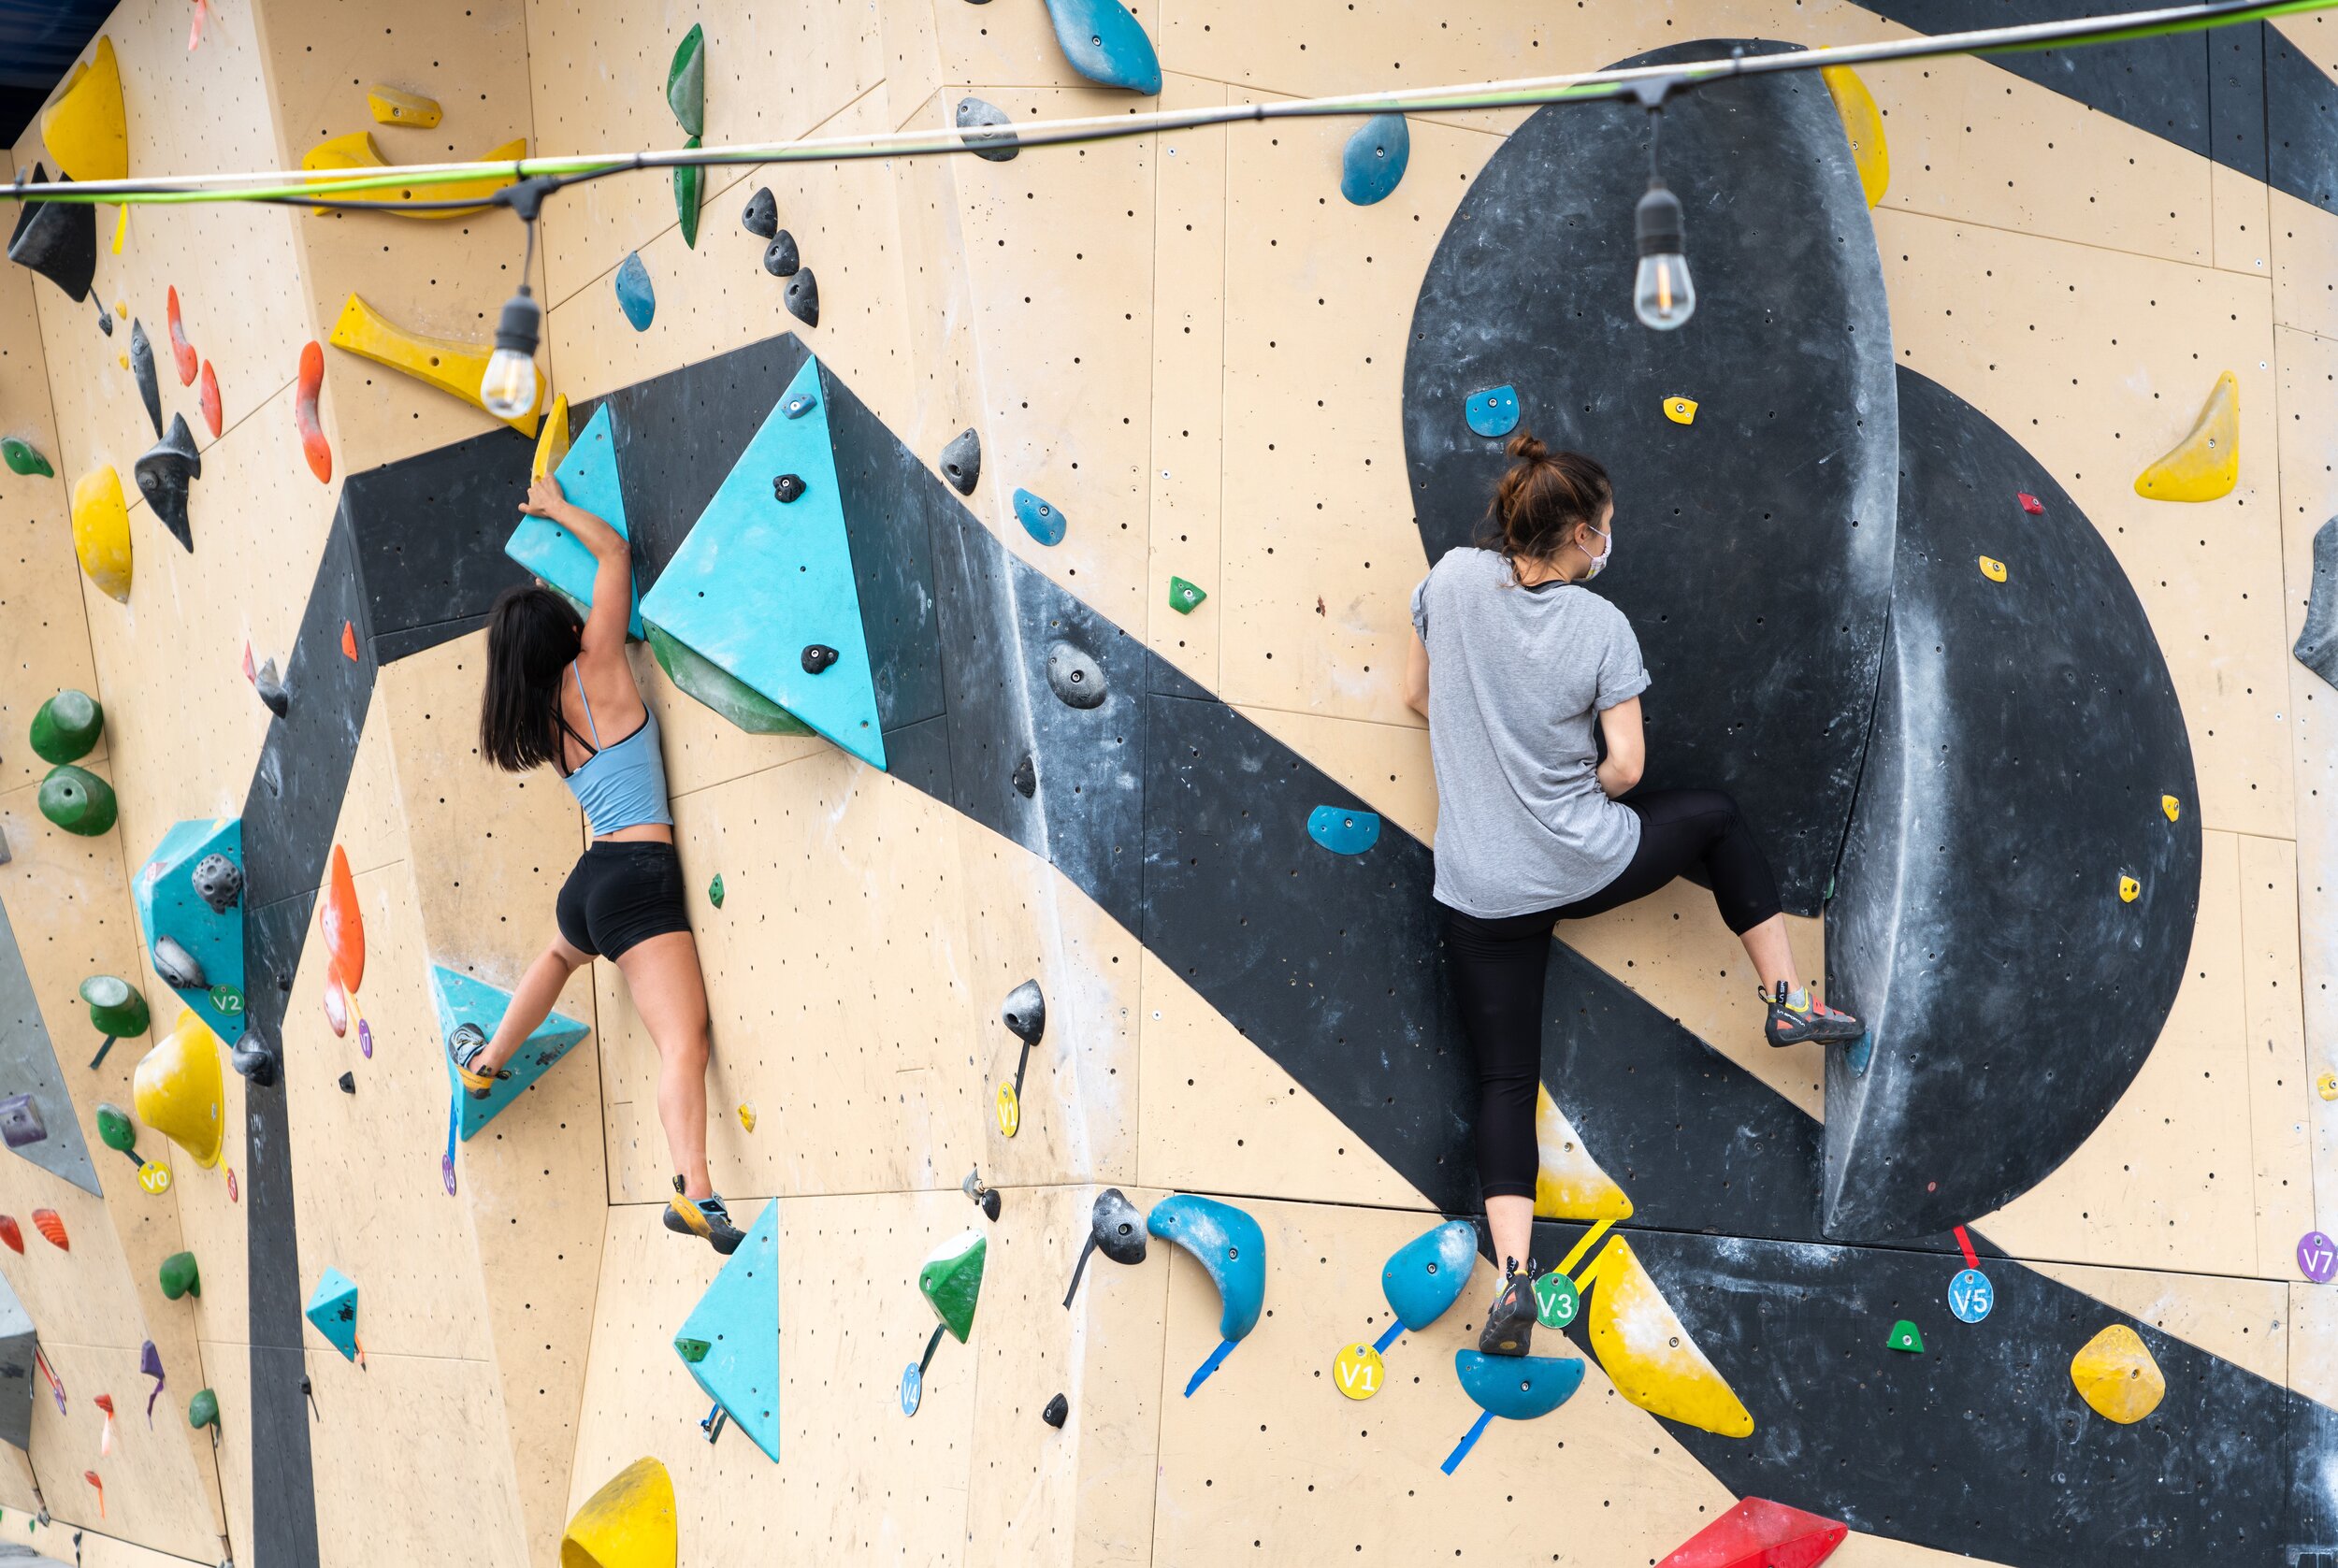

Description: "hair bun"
1506 431 1547 463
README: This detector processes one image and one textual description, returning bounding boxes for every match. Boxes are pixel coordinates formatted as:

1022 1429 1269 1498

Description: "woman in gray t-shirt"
1403 433 1862 1359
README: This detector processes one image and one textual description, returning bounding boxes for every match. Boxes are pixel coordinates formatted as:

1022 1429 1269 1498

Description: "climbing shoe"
1764 983 1865 1047
665 1177 744 1255
1478 1256 1539 1358
446 1023 510 1100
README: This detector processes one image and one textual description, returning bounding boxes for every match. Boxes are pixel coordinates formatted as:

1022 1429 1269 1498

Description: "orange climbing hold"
166 287 197 384
32 1210 67 1251
0 1216 21 1254
296 340 332 483
323 844 364 993
340 621 359 662
83 1471 102 1518
1658 1497 1847 1568
198 361 222 439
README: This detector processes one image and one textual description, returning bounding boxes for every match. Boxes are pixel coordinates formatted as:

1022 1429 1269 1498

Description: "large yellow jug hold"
2070 1323 2164 1424
70 467 132 603
560 1457 676 1568
133 1009 226 1169
42 36 127 184
2133 370 2239 502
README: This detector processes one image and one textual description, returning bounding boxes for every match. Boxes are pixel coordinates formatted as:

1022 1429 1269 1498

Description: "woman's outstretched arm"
521 473 633 661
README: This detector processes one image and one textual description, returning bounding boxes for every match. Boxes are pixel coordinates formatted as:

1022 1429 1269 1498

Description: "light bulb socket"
1636 182 1683 257
492 289 541 356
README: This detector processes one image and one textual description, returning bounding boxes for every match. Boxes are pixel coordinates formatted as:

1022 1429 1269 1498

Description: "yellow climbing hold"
42 36 127 183
1580 1235 1754 1438
559 1456 676 1568
1979 556 2007 583
1822 65 1889 208
2119 875 2141 903
533 394 571 483
329 294 544 438
1532 1086 1633 1222
300 132 527 219
133 1009 225 1170
2161 795 2181 823
110 204 127 255
1663 396 1697 425
2071 1323 2164 1424
366 86 443 129
2134 370 2239 502
2315 1071 2336 1101
737 1102 757 1132
69 467 132 603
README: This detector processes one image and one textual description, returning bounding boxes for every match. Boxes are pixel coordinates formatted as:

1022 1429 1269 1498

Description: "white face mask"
1580 523 1613 580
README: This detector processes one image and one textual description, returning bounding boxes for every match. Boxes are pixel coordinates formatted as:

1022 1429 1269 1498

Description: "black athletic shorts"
556 841 692 960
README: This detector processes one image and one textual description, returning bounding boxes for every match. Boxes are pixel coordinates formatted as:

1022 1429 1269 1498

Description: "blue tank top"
558 664 673 836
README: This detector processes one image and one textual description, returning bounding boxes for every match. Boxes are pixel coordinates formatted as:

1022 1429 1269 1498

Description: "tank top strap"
569 662 602 745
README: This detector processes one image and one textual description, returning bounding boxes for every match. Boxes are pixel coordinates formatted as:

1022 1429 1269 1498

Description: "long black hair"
480 583 583 772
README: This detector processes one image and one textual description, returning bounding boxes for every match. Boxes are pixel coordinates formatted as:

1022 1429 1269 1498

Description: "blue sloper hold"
303 1268 360 1361
1040 0 1162 94
638 353 888 770
673 1199 779 1461
1465 386 1521 439
505 405 645 640
1340 113 1410 206
1454 1348 1584 1420
134 818 245 1045
614 252 656 331
1382 1219 1476 1332
1306 805 1380 855
1147 1194 1264 1344
1013 488 1066 547
429 965 590 1142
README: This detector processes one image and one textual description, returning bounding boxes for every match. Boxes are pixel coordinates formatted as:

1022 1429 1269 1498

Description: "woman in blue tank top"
447 471 742 1255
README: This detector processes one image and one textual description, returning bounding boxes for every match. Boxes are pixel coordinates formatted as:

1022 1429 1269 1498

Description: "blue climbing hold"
1013 488 1066 547
638 353 888 770
505 404 645 640
1147 1194 1265 1344
1465 386 1521 439
613 252 655 331
1340 114 1410 206
429 965 590 1143
1307 805 1380 856
672 1199 779 1461
1382 1219 1477 1332
1454 1348 1584 1421
134 818 246 1045
303 1268 361 1362
1039 0 1162 94
783 390 816 420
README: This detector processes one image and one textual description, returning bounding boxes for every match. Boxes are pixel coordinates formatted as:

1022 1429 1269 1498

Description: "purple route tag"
2300 1230 2337 1284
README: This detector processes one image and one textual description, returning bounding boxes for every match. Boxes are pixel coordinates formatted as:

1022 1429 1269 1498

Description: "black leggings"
1441 789 1782 1201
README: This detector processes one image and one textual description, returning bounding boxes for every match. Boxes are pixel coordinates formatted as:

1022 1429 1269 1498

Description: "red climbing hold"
323 843 364 993
166 286 197 385
340 621 358 662
296 340 332 484
0 1216 22 1255
198 360 222 439
2017 492 2043 515
83 1471 103 1518
32 1209 67 1252
1658 1498 1848 1568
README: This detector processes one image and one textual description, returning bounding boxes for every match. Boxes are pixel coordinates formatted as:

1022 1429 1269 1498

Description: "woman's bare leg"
1486 1193 1535 1272
613 929 714 1201
1737 913 1804 997
474 936 591 1072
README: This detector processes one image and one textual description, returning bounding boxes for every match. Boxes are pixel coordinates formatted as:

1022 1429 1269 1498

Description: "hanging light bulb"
1633 180 1695 331
480 286 541 418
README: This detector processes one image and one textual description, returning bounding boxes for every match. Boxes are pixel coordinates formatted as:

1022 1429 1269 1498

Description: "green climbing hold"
80 975 148 1038
675 137 702 249
1886 1319 1926 1353
647 625 814 737
160 1250 200 1301
187 1388 217 1430
1169 577 1207 615
94 1103 136 1154
666 24 705 138
2 439 51 478
707 875 724 909
30 689 102 764
38 765 115 837
918 1230 988 1345
674 1336 710 1364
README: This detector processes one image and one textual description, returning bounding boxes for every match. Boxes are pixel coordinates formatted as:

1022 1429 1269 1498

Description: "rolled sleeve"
1595 617 1652 710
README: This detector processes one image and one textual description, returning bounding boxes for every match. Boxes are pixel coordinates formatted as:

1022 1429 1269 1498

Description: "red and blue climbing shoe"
446 1023 510 1100
1765 983 1865 1047
1478 1255 1539 1358
665 1176 744 1255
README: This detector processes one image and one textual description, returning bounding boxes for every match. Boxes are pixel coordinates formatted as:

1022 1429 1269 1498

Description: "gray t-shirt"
1411 548 1651 918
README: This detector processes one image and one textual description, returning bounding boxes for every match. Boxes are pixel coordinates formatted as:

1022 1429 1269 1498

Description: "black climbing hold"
134 414 202 553
956 96 1019 162
1002 979 1046 1046
1042 1393 1067 1428
762 230 800 278
254 657 289 719
2296 517 2338 689
940 428 982 496
785 268 818 327
1011 753 1035 798
1090 1187 1146 1265
190 852 243 914
742 186 778 238
801 644 839 675
230 1038 277 1086
336 1072 354 1095
1044 641 1106 710
7 166 95 304
772 473 806 504
962 1170 1003 1220
94 303 111 336
129 320 163 439
151 936 208 991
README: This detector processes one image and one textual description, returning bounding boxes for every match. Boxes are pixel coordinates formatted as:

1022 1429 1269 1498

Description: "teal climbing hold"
1307 805 1379 856
667 24 706 138
134 819 245 1045
429 965 590 1142
1013 488 1066 547
1454 1348 1585 1421
1382 1219 1476 1332
1147 1194 1264 1344
639 353 887 770
672 1198 778 1461
303 1267 360 1361
1040 0 1162 94
1340 114 1410 206
1466 386 1521 439
614 252 655 331
505 404 645 640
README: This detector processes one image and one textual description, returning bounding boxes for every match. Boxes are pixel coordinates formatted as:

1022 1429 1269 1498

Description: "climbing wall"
4 1 2338 1565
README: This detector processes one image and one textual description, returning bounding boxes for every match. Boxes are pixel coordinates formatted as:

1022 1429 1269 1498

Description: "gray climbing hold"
94 302 112 335
152 935 207 991
1044 641 1106 710
0 1096 45 1149
1011 753 1035 798
7 165 94 304
2296 517 2338 690
191 853 243 914
801 643 839 675
941 428 982 495
763 230 800 277
134 413 202 553
785 267 818 327
337 1072 355 1095
1002 979 1045 1046
1339 113 1410 206
956 97 1019 163
1042 1393 1067 1427
1090 1187 1147 1264
773 473 806 504
742 186 777 238
129 320 163 439
254 657 289 718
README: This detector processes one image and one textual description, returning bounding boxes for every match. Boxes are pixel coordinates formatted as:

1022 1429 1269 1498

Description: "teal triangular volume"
0 893 100 1196
132 817 245 1044
672 1199 779 1461
636 354 888 770
427 965 590 1143
304 1267 360 1360
504 404 645 640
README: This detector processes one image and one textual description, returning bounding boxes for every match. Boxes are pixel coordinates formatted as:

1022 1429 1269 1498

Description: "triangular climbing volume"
504 403 645 640
427 965 590 1142
671 1200 778 1461
636 353 888 769
0 893 102 1195
1656 1496 1847 1568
